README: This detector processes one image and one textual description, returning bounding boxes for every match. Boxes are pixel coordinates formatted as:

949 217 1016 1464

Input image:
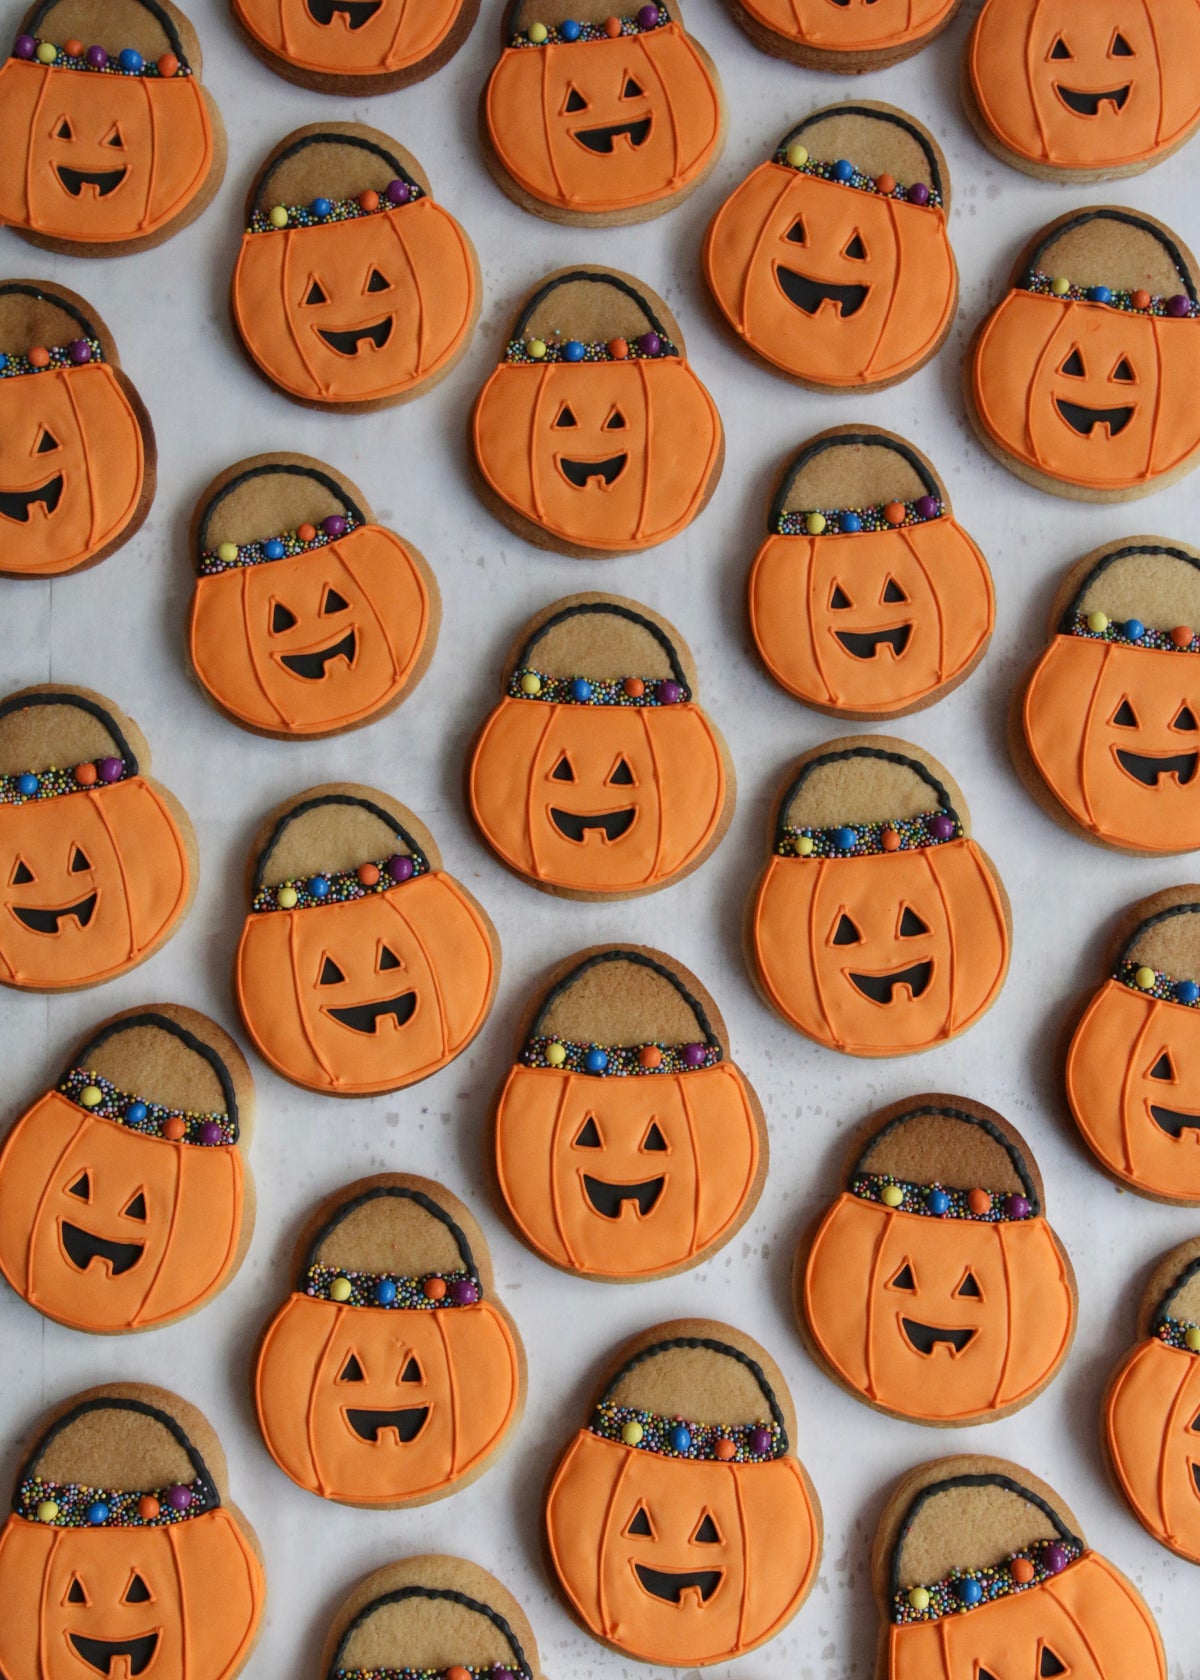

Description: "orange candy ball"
1172 626 1194 648
967 1188 992 1216
29 347 50 368
1132 289 1152 310
357 862 381 886
603 14 622 33
74 761 98 786
714 1436 736 1461
64 38 83 54
163 1116 186 1142
138 1496 161 1520
883 501 906 526
359 189 380 212
608 337 629 360
880 826 901 852
875 173 896 195
1010 1556 1035 1584
639 1045 663 1069
297 523 316 543
424 1276 447 1301
623 676 645 696
157 52 179 76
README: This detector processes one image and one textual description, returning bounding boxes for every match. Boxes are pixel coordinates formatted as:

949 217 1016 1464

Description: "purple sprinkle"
636 2 658 24
1167 294 1191 318
1043 1543 1068 1575
165 1485 193 1512
637 330 662 357
14 33 35 56
386 178 411 205
682 1043 705 1068
928 814 955 841
659 680 683 705
387 854 415 883
1006 1194 1030 1220
98 756 123 784
199 1121 223 1146
322 514 347 538
748 1425 771 1456
68 339 91 365
450 1278 479 1305
907 182 930 206
85 43 107 67
914 494 938 520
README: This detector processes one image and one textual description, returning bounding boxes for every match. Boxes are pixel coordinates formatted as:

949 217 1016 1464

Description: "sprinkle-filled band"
335 1667 525 1680
252 851 428 915
778 811 961 860
18 1476 214 1528
512 4 667 48
59 1068 234 1147
12 34 189 74
0 339 101 379
505 332 677 366
1 756 128 806
591 1401 784 1462
852 1172 1034 1223
304 1263 480 1309
249 180 421 236
1156 1316 1200 1354
776 496 943 539
775 142 941 211
1117 959 1200 1008
508 670 690 706
892 1539 1084 1625
521 1036 721 1076
1065 609 1200 655
1023 269 1197 318
200 512 361 577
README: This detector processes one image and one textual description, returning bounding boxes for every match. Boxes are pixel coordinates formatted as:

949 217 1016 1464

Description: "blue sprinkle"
119 47 143 71
1177 981 1200 1006
957 1578 983 1607
570 677 593 701
1088 285 1113 305
669 1423 692 1454
926 1188 950 1216
125 1101 148 1125
832 159 854 182
375 1279 397 1306
840 511 862 534
309 875 330 899
87 1502 110 1526
16 773 38 796
311 196 333 218
264 538 286 560
563 339 586 362
1124 618 1145 643
585 1048 608 1073
832 826 858 851
560 17 581 37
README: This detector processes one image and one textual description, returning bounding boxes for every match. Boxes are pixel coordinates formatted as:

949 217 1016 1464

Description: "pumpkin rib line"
548 1072 581 1269
285 909 336 1084
383 885 448 1057
240 567 288 727
308 1302 348 1496
1155 1348 1196 1541
19 1109 91 1305
675 1070 703 1257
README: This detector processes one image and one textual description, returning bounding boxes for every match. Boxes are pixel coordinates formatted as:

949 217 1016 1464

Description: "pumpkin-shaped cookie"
728 0 958 71
232 0 477 93
544 1319 822 1665
492 946 765 1280
969 209 1200 500
256 1175 524 1506
873 1456 1166 1680
967 0 1200 182
469 595 733 900
703 104 957 392
0 281 153 580
1105 1236 1200 1563
471 268 722 557
1019 538 1200 853
0 1005 252 1333
231 124 479 410
188 453 438 739
0 1384 264 1680
0 0 223 255
748 427 993 718
799 1096 1075 1425
482 0 723 225
750 740 1010 1057
0 687 194 993
1066 887 1200 1203
234 784 498 1095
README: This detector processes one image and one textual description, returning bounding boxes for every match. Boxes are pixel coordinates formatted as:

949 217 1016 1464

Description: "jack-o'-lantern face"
741 0 955 51
232 0 467 78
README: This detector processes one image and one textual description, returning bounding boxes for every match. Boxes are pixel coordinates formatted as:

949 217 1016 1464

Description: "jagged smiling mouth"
0 474 63 523
69 1633 158 1676
572 118 652 154
305 0 382 24
317 318 393 355
11 893 97 934
344 1406 429 1443
775 266 869 319
900 1318 976 1357
848 961 932 1004
834 625 912 659
279 629 357 679
1056 83 1131 116
56 166 126 198
550 807 636 843
558 454 627 489
324 991 416 1033
1056 398 1134 438
582 1174 664 1218
60 1222 143 1277
634 1564 723 1605
1114 748 1198 788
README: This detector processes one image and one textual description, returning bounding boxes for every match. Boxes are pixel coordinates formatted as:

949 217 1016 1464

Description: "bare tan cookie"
230 0 479 94
727 0 959 71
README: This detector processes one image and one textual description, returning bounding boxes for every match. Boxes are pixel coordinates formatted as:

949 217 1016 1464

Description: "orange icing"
1106 1334 1200 1563
232 0 467 78
0 780 191 992
748 518 993 714
972 291 1200 491
483 24 721 216
0 61 214 245
471 359 721 553
739 0 956 54
752 841 1010 1055
231 200 477 407
189 524 432 736
703 166 956 387
546 1431 819 1663
0 364 145 579
969 0 1200 173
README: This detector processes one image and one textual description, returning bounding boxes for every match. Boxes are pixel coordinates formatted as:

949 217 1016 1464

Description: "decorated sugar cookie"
0 687 194 993
0 1005 252 1334
969 208 1200 500
1066 886 1200 1202
1105 1235 1200 1564
232 0 478 93
703 104 957 392
748 427 993 718
1018 538 1200 853
727 0 958 71
234 784 498 1095
321 1557 545 1680
188 454 438 739
468 595 733 900
256 1175 524 1506
232 124 479 410
544 1319 821 1665
967 0 1200 182
0 1384 264 1680
471 268 723 558
873 1456 1166 1679
482 0 724 225
492 946 766 1280
0 0 224 255
750 739 1011 1057
799 1096 1075 1426
0 281 153 580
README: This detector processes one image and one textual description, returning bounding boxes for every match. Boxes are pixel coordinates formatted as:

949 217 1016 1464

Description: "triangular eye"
378 944 401 971
36 427 59 454
66 1577 88 1605
124 1573 152 1605
832 913 861 946
124 1192 147 1222
843 232 867 260
304 279 328 305
103 125 123 149
1040 1649 1068 1677
890 1262 916 1291
55 117 73 140
575 1117 602 1148
626 1504 654 1537
608 757 634 786
1190 1408 1200 1433
899 907 928 938
1175 705 1198 732
605 408 626 430
565 86 587 112
1060 348 1085 377
1112 357 1135 383
401 1356 422 1383
551 754 575 782
693 1514 722 1544
1049 34 1071 58
1112 698 1138 728
339 1354 365 1382
319 956 346 986
623 76 643 97
956 1270 982 1299
365 267 390 293
271 602 297 633
554 404 578 429
643 1122 668 1152
70 846 90 874
1111 29 1133 55
882 578 907 604
322 587 350 614
830 584 852 610
67 1172 90 1201
11 860 33 884
1149 1052 1175 1081
785 217 806 244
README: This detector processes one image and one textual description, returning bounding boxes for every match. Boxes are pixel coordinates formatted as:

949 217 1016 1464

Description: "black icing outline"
515 603 690 694
598 1334 789 1450
71 1011 240 1141
769 431 941 532
851 1103 1040 1214
776 107 944 200
251 792 429 895
529 949 721 1050
0 690 139 778
511 270 678 356
253 133 420 212
302 1184 480 1287
774 745 957 851
1024 209 1198 304
196 463 368 566
1060 544 1200 633
15 1396 220 1511
0 281 101 346
1117 900 1200 967
1153 1252 1200 1330
889 1472 1081 1599
25 0 190 64
501 0 675 40
328 1585 532 1679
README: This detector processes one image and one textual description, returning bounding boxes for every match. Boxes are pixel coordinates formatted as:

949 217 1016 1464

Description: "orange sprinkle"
1172 626 1193 648
623 676 645 696
29 347 50 368
138 1496 161 1520
424 1277 447 1301
603 13 622 32
883 501 906 526
74 762 98 786
1010 1557 1035 1584
1132 289 1151 310
714 1436 736 1461
163 1117 186 1141
967 1188 991 1216
157 52 179 76
608 337 629 360
639 1045 662 1069
875 173 896 195
881 826 900 852
359 189 380 212
357 862 381 886
297 523 316 543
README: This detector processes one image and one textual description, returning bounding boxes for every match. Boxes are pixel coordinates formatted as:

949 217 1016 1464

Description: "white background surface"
3 0 1200 1675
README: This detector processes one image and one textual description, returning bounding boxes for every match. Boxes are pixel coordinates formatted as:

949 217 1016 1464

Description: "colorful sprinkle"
0 758 128 807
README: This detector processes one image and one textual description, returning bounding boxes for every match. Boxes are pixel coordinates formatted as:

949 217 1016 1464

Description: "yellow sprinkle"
36 1500 59 1523
546 1041 567 1066
520 673 542 695
1186 1327 1200 1352
527 338 547 359
1134 966 1157 990
1086 611 1109 633
907 1587 930 1612
1050 276 1070 296
881 1184 904 1208
785 143 808 169
805 512 826 536
277 885 298 909
79 1085 103 1109
35 41 57 61
216 541 239 564
268 205 289 228
795 836 814 856
621 1420 644 1446
329 1276 353 1302
528 20 548 41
